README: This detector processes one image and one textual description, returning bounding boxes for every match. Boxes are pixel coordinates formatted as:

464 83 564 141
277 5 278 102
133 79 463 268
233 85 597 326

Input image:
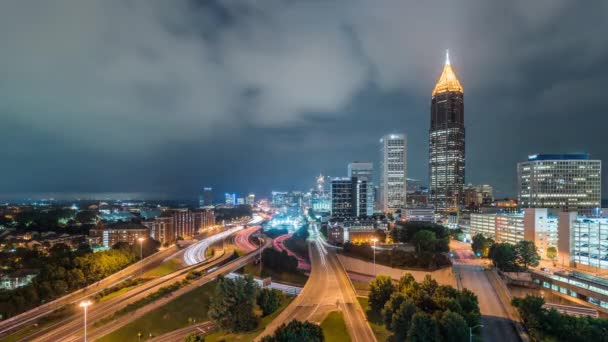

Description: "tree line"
0 240 158 318
513 295 608 341
471 233 540 271
369 273 481 341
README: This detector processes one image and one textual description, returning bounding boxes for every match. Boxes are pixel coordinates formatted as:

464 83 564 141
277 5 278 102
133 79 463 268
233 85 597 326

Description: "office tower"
199 187 213 207
348 161 374 216
224 193 237 206
518 153 601 215
379 134 407 213
316 174 325 193
331 177 369 217
237 197 245 205
429 51 465 212
246 193 255 206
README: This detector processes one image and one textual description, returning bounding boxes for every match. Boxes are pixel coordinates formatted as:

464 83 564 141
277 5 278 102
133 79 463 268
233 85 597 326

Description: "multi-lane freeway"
0 244 184 338
451 240 521 342
258 223 376 342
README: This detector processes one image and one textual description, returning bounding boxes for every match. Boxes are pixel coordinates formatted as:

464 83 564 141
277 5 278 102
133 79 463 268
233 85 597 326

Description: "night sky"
2 0 608 201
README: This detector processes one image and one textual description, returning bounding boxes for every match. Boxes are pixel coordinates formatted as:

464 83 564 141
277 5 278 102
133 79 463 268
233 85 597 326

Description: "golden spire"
432 49 463 96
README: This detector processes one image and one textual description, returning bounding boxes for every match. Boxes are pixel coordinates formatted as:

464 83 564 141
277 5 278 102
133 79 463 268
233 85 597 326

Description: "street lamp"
138 237 145 275
469 324 484 342
79 300 92 342
370 237 378 277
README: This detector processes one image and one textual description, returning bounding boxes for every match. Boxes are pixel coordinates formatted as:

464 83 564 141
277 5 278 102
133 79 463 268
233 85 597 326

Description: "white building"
469 208 558 256
402 208 435 223
246 193 255 206
379 134 407 213
558 213 608 272
518 154 601 216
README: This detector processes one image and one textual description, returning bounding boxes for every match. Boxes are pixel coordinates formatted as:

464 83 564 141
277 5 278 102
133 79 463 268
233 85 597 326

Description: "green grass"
240 262 308 286
321 311 351 342
357 297 392 342
97 281 217 342
0 306 73 342
98 285 138 302
205 295 295 342
142 258 183 277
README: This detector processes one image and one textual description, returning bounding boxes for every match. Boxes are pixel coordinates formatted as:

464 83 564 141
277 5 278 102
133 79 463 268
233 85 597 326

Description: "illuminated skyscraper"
380 134 407 212
429 50 465 211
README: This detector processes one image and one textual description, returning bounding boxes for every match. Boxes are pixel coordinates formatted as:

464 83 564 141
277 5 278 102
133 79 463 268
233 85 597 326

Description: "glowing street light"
79 300 92 342
370 237 378 277
138 237 145 275
470 324 484 342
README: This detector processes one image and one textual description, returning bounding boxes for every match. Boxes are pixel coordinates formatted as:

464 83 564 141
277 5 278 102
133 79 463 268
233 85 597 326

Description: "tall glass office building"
379 134 407 213
518 153 601 215
429 51 465 212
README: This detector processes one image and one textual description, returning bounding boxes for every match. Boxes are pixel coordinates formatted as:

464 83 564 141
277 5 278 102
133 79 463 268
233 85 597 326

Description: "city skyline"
2 1 608 201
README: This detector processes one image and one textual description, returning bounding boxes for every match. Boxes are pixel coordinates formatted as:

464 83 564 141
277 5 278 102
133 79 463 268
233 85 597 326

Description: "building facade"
199 187 213 207
429 51 465 212
402 207 435 223
469 208 558 256
88 222 149 248
330 177 369 218
518 153 601 215
348 161 375 216
558 212 608 272
224 193 237 206
379 134 407 213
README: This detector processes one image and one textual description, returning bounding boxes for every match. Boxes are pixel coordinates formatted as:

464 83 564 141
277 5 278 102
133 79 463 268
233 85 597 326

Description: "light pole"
79 300 92 342
469 324 484 342
138 237 145 275
370 237 378 277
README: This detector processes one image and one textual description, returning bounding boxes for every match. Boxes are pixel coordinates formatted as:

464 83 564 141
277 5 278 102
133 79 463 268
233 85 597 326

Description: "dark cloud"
1 0 608 200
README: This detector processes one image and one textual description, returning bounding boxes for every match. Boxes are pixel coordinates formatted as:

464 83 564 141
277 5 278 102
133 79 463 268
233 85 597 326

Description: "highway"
183 225 244 265
149 321 216 342
24 247 234 342
234 225 261 252
258 224 376 342
28 237 271 342
0 244 182 338
451 240 521 342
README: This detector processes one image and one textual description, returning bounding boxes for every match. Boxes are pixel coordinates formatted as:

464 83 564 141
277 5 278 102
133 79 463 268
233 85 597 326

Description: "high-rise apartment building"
518 153 601 215
348 161 374 216
379 134 407 213
429 51 465 212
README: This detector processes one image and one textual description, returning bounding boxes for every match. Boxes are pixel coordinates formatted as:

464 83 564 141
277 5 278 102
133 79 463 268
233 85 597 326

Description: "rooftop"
527 153 590 161
432 50 463 96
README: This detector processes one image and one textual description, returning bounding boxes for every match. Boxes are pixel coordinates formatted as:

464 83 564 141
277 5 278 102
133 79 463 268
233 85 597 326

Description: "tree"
471 234 494 257
406 312 440 342
489 243 518 271
546 246 557 262
515 240 540 270
184 333 205 342
369 275 395 314
208 275 259 332
412 230 436 254
260 320 324 342
257 288 284 316
391 299 418 340
438 310 468 342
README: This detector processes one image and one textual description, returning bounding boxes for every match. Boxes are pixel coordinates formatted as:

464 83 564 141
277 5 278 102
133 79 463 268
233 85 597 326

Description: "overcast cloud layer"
1 0 608 200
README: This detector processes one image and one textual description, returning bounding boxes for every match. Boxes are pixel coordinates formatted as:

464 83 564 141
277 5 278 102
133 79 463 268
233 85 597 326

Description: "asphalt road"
0 244 182 338
258 225 376 342
148 321 216 342
451 241 521 342
25 248 234 342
